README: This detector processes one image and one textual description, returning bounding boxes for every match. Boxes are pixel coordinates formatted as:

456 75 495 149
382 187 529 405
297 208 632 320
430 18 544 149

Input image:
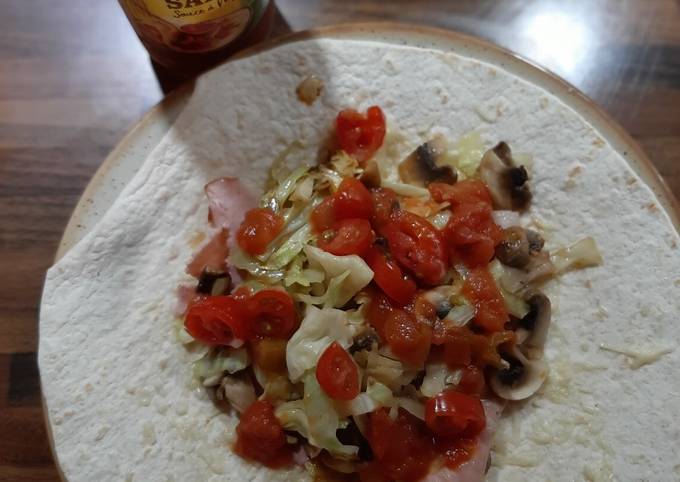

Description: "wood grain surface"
1 0 678 479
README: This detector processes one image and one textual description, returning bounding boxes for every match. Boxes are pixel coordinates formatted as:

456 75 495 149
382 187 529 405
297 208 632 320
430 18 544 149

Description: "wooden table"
1 0 678 479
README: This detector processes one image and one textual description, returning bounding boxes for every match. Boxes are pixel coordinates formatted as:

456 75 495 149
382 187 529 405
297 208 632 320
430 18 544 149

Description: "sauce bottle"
119 0 274 79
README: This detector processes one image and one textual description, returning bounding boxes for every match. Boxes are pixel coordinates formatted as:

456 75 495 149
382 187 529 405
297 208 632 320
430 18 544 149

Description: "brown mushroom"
517 291 551 350
359 159 382 188
495 227 531 268
398 135 457 187
489 345 547 401
478 142 532 211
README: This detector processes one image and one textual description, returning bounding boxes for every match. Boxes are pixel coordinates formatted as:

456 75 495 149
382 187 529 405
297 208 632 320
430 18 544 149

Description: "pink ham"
423 399 504 482
204 177 257 236
174 284 197 317
185 178 257 278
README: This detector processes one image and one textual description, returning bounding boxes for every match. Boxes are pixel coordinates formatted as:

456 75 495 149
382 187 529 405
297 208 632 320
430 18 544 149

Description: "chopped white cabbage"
420 362 449 397
261 165 310 212
364 350 409 391
275 399 310 439
455 131 485 178
266 224 314 269
489 259 530 318
283 256 324 288
335 380 393 417
303 246 373 307
295 271 351 308
552 237 603 274
394 397 426 420
286 306 355 382
228 247 285 283
381 179 430 197
192 347 250 381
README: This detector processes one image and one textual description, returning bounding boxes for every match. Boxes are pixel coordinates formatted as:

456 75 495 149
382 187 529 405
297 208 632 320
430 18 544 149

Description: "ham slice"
423 399 504 482
185 178 257 278
205 177 257 235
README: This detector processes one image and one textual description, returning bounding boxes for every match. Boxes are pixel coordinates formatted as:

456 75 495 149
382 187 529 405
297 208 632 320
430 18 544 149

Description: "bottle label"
121 0 265 53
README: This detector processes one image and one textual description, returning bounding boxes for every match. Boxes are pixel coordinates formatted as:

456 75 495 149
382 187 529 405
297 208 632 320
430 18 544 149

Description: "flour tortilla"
39 37 680 482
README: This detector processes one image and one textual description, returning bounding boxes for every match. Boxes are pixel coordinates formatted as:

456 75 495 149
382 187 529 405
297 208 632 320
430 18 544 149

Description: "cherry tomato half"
317 218 375 256
311 196 336 233
334 177 374 220
383 211 448 286
383 309 432 366
235 400 292 468
316 342 360 400
184 296 247 346
245 290 298 339
364 246 417 306
237 208 284 256
425 390 486 438
366 290 396 337
370 187 400 229
336 106 386 163
462 267 509 332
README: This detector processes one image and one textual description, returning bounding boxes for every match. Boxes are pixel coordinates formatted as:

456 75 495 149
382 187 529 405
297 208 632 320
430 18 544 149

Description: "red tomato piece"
383 211 448 285
456 365 486 396
428 180 493 207
364 246 417 306
336 106 386 163
370 187 400 228
334 177 374 220
316 341 360 400
383 309 432 366
234 400 292 468
444 326 515 369
367 408 436 481
245 290 298 339
184 296 247 346
437 437 479 470
462 268 509 332
444 201 503 267
366 290 397 337
311 196 336 233
317 218 375 256
237 208 284 256
425 390 486 438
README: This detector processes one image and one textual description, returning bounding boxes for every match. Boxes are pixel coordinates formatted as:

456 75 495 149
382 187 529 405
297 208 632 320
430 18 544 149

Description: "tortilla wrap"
39 37 680 481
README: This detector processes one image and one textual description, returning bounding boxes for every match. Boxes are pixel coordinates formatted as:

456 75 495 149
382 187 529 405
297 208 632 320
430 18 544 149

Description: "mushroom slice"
495 227 531 268
398 135 457 187
489 345 548 401
478 142 531 211
516 291 551 350
215 374 256 413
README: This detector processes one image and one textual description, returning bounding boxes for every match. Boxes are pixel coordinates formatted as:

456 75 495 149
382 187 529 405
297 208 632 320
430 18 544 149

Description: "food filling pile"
177 105 601 481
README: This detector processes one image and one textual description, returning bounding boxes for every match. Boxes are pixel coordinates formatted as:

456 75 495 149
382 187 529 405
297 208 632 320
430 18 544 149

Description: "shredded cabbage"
192 347 250 381
329 151 361 178
304 246 373 307
286 306 355 382
420 362 449 397
229 247 285 284
551 237 603 273
262 165 310 212
489 259 530 318
335 380 393 417
275 399 310 439
381 179 430 197
303 374 359 457
283 256 325 288
266 224 314 270
295 271 352 308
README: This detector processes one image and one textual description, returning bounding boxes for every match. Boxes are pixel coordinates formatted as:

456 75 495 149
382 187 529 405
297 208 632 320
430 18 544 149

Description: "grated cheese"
599 344 674 369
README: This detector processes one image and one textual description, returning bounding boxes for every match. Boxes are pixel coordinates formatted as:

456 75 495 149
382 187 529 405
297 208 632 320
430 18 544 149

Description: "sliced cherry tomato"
370 187 400 228
317 218 374 256
184 296 247 345
364 246 416 306
383 211 448 285
366 290 397 337
336 106 386 163
334 177 374 220
311 196 336 233
462 267 509 332
237 208 284 256
367 408 436 482
234 400 292 468
457 365 486 396
428 180 493 207
444 202 503 267
316 342 360 400
245 290 298 339
425 390 486 438
383 309 432 366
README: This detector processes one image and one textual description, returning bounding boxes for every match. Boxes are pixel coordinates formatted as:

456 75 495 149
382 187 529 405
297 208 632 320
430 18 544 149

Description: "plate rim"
44 21 680 481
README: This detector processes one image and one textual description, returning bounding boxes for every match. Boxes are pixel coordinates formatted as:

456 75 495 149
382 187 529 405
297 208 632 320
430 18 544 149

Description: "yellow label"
146 0 244 25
